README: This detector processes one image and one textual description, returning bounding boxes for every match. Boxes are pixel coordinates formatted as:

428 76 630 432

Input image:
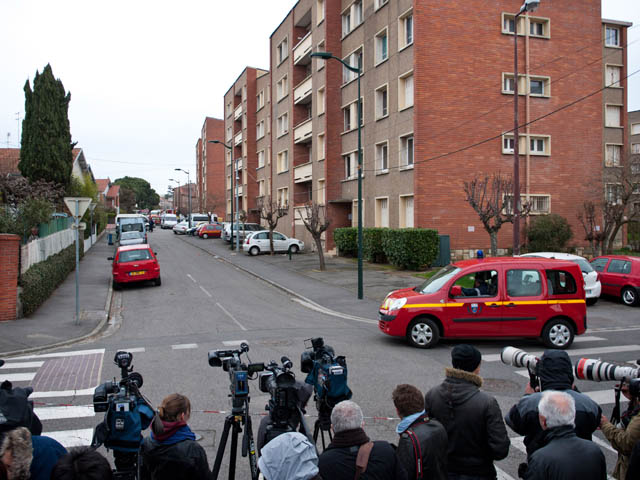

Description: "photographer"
140 393 211 480
504 350 601 457
0 380 42 437
600 379 640 480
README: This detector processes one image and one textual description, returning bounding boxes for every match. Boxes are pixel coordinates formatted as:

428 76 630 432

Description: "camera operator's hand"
599 414 609 429
524 383 538 395
615 382 632 401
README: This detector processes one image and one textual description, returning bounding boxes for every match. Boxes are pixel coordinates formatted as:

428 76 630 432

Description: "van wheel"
250 246 260 256
407 318 439 349
542 319 574 349
154 276 162 286
586 298 598 306
622 287 639 306
203 234 209 239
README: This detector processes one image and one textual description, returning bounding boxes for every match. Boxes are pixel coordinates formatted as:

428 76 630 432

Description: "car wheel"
622 287 639 306
406 318 440 349
203 233 209 239
586 297 598 306
541 319 574 349
250 246 260 256
173 231 177 234
289 244 299 254
112 280 121 291
154 276 162 286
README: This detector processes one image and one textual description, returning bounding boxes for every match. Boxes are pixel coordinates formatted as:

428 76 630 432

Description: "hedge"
19 241 84 316
526 214 573 253
334 227 358 257
381 228 439 270
363 228 388 263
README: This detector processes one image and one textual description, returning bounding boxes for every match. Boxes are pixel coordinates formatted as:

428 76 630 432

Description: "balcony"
294 162 312 184
294 118 313 144
234 104 243 121
293 32 313 65
294 206 309 225
234 132 242 146
294 76 313 105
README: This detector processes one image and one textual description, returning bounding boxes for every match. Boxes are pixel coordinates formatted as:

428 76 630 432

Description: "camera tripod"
212 398 259 480
313 401 333 450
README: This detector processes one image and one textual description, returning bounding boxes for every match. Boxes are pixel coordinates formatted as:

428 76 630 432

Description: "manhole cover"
482 378 521 393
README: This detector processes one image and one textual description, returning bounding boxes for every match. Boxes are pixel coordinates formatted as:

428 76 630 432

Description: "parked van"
189 213 210 225
378 257 587 349
161 214 178 229
115 214 147 243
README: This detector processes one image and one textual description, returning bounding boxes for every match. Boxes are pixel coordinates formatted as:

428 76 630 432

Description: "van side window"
507 269 542 297
453 270 498 297
545 270 577 295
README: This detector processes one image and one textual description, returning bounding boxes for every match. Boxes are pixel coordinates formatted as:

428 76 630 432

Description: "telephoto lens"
574 358 640 382
500 347 539 370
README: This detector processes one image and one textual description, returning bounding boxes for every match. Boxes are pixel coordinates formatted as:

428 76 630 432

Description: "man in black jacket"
424 344 510 480
317 400 407 480
393 384 447 480
523 390 606 480
504 350 601 457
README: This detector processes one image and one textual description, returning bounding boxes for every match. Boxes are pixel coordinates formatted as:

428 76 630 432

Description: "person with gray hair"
523 391 606 480
318 401 407 480
0 427 32 480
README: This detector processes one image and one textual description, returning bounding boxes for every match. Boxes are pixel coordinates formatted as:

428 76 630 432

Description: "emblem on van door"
468 303 481 314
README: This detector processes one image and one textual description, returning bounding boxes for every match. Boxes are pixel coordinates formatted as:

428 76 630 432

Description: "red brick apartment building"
195 117 226 218
210 0 631 255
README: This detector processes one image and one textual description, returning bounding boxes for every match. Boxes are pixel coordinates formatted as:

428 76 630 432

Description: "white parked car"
243 230 304 256
519 252 602 305
119 231 146 246
173 221 189 235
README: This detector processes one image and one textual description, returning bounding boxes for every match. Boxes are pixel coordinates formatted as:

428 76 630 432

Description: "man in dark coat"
424 344 509 480
504 350 601 457
318 400 407 480
393 384 447 480
0 380 42 437
523 390 606 480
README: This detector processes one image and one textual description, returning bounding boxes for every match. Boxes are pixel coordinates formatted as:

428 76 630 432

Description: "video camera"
501 347 541 390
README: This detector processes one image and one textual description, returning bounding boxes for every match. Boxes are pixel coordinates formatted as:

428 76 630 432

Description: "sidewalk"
0 233 112 356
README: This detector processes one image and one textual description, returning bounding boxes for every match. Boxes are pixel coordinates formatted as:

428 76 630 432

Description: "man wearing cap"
424 344 510 480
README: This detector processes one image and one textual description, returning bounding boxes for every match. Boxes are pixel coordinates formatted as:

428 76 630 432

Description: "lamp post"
88 202 97 242
311 51 363 299
512 0 540 255
169 178 180 213
209 140 240 252
175 168 192 227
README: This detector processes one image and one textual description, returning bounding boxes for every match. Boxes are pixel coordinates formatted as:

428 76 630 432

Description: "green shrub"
363 228 388 263
334 227 358 257
382 228 439 270
526 214 573 252
19 241 84 316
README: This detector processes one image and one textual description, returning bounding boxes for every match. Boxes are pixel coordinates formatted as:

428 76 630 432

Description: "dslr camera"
501 346 541 390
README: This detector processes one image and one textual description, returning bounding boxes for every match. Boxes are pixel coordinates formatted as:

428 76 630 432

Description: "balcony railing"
294 76 313 105
293 32 313 65
294 162 312 183
294 206 309 225
234 132 242 146
234 104 243 121
294 118 313 144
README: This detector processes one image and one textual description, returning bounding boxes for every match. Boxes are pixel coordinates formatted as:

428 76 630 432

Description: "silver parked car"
243 230 304 256
222 223 262 243
119 231 146 246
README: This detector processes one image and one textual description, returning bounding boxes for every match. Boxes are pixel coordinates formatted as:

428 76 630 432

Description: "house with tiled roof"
96 178 110 204
71 148 94 185
0 148 20 176
106 184 120 214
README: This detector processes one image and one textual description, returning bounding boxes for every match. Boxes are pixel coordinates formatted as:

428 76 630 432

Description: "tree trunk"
269 228 275 255
606 224 623 254
490 231 498 257
314 235 326 271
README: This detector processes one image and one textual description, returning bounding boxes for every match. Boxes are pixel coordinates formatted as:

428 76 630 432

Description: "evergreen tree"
113 176 160 210
19 64 75 188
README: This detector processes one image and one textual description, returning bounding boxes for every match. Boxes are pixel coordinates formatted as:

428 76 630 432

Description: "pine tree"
19 64 74 188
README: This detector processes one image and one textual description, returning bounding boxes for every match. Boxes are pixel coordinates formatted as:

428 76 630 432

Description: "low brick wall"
0 234 20 321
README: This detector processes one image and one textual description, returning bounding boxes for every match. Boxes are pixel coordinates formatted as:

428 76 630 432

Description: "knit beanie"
451 344 482 372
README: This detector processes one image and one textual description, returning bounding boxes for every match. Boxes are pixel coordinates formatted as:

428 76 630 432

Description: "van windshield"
121 223 144 233
164 215 177 221
418 265 461 294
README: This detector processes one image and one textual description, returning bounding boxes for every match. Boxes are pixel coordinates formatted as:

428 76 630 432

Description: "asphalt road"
3 228 639 479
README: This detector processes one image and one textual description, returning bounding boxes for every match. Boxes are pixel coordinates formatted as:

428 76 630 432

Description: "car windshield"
572 258 594 274
417 265 461 294
121 223 143 233
119 249 152 262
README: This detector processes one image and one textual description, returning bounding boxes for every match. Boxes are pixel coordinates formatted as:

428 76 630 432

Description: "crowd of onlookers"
1 344 639 479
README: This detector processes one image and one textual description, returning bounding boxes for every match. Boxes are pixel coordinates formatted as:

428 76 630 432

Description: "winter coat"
395 413 448 480
30 435 67 480
602 409 640 480
318 428 407 480
523 425 606 480
424 368 510 479
0 381 42 436
626 440 640 480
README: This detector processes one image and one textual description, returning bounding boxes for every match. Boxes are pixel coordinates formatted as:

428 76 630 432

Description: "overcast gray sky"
1 0 638 197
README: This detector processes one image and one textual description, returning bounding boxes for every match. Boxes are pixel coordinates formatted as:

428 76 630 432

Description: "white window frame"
343 149 362 181
317 178 326 205
375 197 389 228
316 0 325 25
398 70 414 110
605 26 621 47
375 141 389 173
258 179 265 197
256 120 265 140
375 0 388 10
529 136 549 155
399 133 414 169
605 183 623 205
502 133 548 155
527 194 551 215
605 143 623 167
398 8 413 51
502 73 549 97
632 123 640 135
277 187 289 206
342 46 363 85
277 36 289 64
375 83 389 120
276 112 289 137
316 41 325 71
399 194 414 228
317 87 326 115
342 100 359 133
257 90 265 111
375 27 389 65
317 132 326 161
605 64 623 88
351 199 365 228
528 75 551 97
501 13 525 35
342 0 363 37
277 149 289 174
276 75 288 102
257 150 265 169
605 104 623 128
632 143 640 155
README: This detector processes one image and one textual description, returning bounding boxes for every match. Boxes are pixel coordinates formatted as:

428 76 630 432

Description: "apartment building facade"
195 117 226 217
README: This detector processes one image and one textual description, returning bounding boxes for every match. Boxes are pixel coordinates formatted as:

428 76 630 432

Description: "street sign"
63 197 92 219
71 222 87 230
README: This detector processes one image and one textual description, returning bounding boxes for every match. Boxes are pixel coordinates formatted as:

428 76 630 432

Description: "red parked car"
198 224 223 239
109 245 161 289
590 255 640 306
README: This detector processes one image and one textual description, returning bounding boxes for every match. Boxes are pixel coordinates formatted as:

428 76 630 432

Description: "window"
376 142 388 172
606 65 622 87
605 26 621 47
503 15 516 34
530 20 544 36
317 133 325 160
257 150 265 168
503 136 515 154
317 179 326 204
399 195 414 228
398 72 414 110
546 270 577 295
276 75 288 101
529 137 546 154
507 269 542 297
591 257 609 272
606 144 622 167
400 134 414 167
608 259 631 274
632 143 640 154
375 28 388 64
453 270 499 297
632 163 640 175
316 41 325 71
375 0 388 10
257 90 265 110
606 184 623 204
375 198 389 227
503 75 515 93
277 37 288 64
256 120 265 139
632 123 640 135
226 101 233 118
317 87 325 115
226 126 233 141
375 84 388 119
606 105 622 127
277 187 289 206
343 47 362 84
342 1 362 36
343 151 359 180
343 101 358 132
316 0 324 24
258 179 265 197
502 73 549 96
277 113 288 137
277 150 289 173
529 76 550 96
351 199 365 228
528 194 550 214
399 9 413 49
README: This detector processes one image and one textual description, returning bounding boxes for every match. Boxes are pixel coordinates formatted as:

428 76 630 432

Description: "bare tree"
577 201 607 256
463 172 528 256
257 196 288 255
601 161 640 254
297 202 330 271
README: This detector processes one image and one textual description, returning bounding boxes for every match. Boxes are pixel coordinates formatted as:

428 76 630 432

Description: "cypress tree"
19 64 75 188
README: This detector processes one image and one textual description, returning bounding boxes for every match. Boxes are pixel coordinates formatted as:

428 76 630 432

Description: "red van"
379 258 586 349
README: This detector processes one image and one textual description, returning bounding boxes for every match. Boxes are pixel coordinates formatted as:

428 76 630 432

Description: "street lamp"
512 0 540 255
209 140 240 252
311 51 363 299
169 178 180 213
175 168 192 227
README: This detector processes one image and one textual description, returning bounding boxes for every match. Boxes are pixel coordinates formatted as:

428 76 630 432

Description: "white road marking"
34 405 95 421
46 429 94 448
222 340 249 346
172 344 198 350
291 297 377 324
10 348 105 361
573 336 606 343
118 347 146 353
187 274 197 283
200 285 213 298
0 361 44 369
216 302 247 331
483 345 640 363
30 388 96 398
496 467 517 480
510 436 527 454
590 326 640 333
0 372 36 382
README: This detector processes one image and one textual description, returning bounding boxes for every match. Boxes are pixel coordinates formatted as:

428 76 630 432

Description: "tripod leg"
212 416 233 480
228 421 239 480
244 415 259 480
